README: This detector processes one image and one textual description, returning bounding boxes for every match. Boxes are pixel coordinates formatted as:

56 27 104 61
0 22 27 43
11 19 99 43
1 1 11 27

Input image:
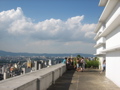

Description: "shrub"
85 59 99 69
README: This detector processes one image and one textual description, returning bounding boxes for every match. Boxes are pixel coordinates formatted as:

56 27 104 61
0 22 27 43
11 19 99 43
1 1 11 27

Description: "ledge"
94 0 119 34
101 45 120 53
99 0 108 6
95 14 120 40
0 63 66 90
94 22 102 33
94 53 106 56
100 14 120 37
94 35 99 40
94 43 105 48
94 31 102 40
99 0 118 22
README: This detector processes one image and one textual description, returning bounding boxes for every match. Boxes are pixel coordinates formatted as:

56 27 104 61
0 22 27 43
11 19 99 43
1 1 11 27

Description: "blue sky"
0 0 104 54
0 0 103 23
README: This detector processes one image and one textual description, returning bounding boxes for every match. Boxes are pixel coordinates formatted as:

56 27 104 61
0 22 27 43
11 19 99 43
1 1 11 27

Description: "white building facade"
94 0 120 87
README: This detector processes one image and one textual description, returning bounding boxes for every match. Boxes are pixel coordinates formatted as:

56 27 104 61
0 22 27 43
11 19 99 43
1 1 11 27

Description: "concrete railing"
0 63 66 90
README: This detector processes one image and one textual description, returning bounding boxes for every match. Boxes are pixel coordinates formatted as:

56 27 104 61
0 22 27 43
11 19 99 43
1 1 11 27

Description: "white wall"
105 2 120 29
96 25 104 36
97 37 106 44
106 51 120 87
105 18 120 88
39 72 53 90
106 26 120 48
15 79 38 90
96 46 105 54
95 0 120 88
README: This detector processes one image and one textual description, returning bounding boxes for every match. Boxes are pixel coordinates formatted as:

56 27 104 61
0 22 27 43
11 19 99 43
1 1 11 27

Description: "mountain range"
0 50 94 57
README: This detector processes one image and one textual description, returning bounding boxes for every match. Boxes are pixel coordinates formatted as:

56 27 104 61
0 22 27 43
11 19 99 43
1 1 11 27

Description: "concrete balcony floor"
47 69 120 90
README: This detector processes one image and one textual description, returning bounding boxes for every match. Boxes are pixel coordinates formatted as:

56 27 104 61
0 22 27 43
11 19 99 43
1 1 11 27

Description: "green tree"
76 55 81 58
94 57 99 61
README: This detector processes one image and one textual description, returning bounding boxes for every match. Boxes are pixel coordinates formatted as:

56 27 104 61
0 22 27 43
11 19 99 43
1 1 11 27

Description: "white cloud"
85 31 95 38
0 7 96 54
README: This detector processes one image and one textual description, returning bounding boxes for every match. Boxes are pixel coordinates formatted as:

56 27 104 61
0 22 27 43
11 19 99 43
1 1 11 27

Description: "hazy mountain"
0 50 94 57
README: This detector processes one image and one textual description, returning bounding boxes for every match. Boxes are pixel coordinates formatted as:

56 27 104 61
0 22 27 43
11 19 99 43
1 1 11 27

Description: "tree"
76 55 81 58
94 57 99 61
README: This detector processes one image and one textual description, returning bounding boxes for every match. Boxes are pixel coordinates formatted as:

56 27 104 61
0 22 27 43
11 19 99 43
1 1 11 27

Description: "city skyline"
0 0 104 54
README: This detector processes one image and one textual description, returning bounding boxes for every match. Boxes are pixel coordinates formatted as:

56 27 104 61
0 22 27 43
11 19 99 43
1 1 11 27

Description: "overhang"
94 43 105 48
94 22 102 33
94 0 119 33
99 0 119 22
94 53 106 56
101 45 120 53
99 0 108 6
100 14 120 37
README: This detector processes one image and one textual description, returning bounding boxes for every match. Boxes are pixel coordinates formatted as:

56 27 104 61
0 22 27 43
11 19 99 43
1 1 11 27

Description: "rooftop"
48 69 120 90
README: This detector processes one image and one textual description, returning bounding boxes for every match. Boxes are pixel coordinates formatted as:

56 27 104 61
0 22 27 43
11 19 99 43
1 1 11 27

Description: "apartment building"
94 0 120 87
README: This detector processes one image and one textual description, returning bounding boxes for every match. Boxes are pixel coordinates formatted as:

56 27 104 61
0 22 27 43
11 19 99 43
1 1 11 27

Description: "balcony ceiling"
94 0 119 33
100 14 120 37
99 0 108 6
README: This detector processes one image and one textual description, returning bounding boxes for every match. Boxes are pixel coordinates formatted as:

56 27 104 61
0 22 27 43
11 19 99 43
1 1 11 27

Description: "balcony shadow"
47 70 75 90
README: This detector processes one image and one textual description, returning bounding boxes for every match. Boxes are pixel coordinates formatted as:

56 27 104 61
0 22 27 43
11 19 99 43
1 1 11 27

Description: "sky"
0 0 104 54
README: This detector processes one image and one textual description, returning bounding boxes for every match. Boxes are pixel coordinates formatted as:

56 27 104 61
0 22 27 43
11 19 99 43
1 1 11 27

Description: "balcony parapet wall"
0 63 66 90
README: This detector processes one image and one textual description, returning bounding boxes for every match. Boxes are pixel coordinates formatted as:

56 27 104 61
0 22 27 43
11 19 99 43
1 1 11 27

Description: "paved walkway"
47 69 120 90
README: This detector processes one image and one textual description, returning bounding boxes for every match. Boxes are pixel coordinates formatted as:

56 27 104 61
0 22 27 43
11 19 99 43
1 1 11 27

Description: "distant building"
27 58 32 68
94 0 120 87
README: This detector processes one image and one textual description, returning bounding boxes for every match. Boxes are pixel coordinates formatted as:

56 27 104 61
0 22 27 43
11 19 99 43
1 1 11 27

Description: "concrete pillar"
39 64 41 70
53 60 56 65
34 61 37 70
46 60 48 66
48 59 52 66
40 60 43 68
60 68 62 76
22 68 26 74
44 61 47 67
2 66 5 74
4 72 8 80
